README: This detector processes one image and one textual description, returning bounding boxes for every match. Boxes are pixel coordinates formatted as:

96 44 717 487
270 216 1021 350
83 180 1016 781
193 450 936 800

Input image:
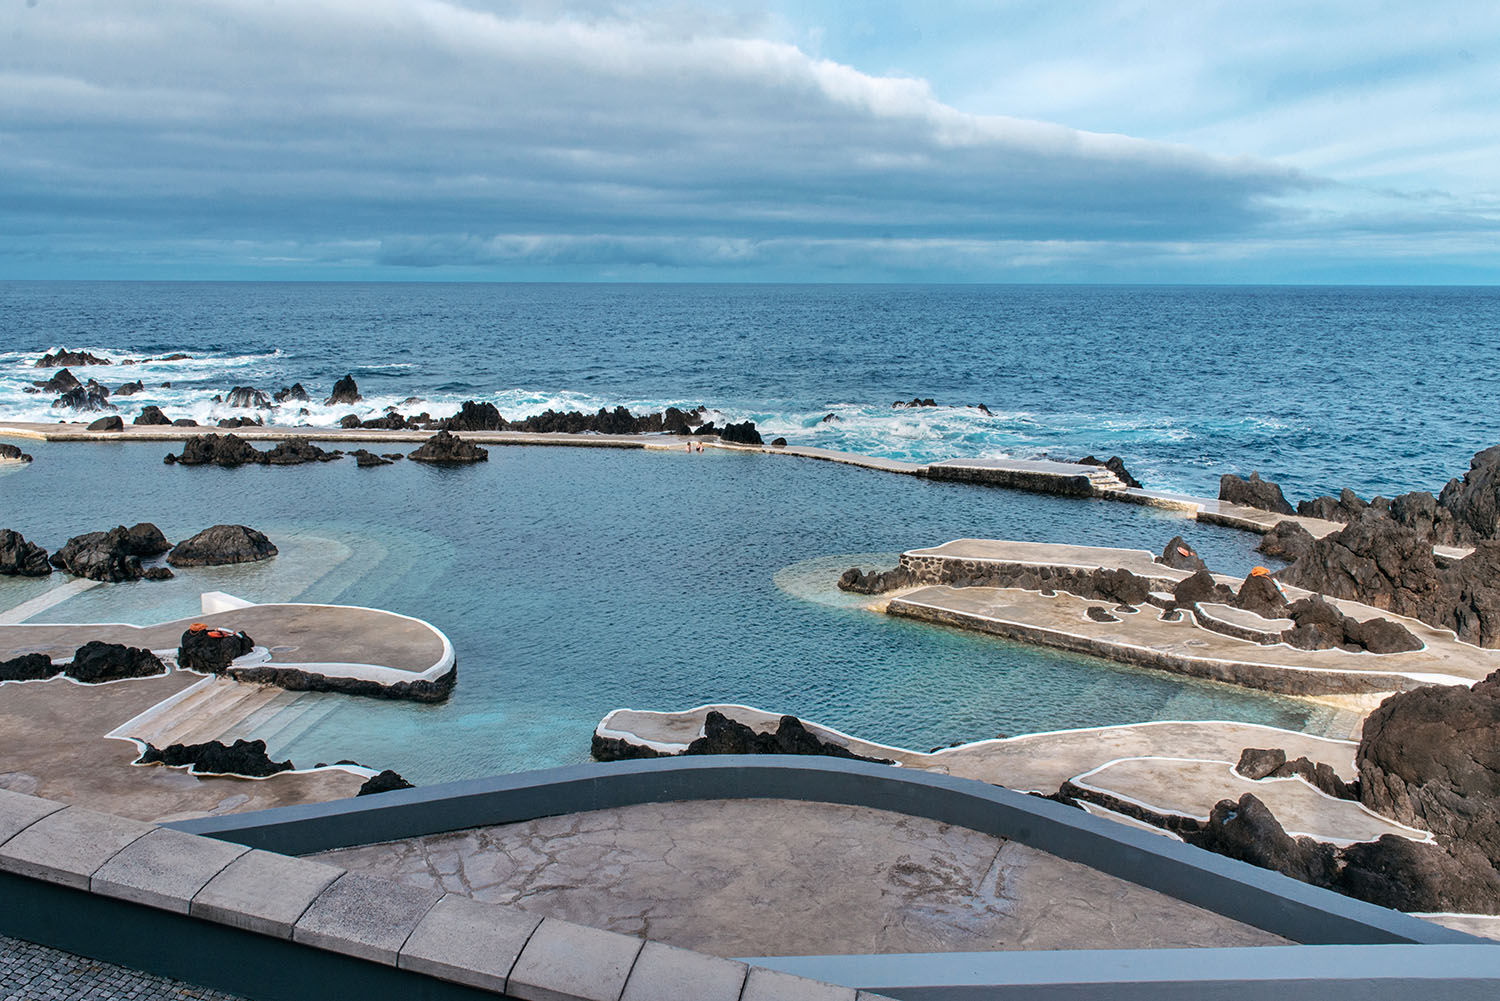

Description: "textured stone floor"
0 934 247 1000
315 798 1288 958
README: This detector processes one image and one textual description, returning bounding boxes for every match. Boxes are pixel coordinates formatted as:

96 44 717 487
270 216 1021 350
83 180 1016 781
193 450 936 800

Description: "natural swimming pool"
0 440 1331 782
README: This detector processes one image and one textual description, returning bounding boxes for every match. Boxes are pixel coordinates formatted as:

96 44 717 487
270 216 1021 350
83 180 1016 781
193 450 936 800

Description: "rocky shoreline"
0 522 277 582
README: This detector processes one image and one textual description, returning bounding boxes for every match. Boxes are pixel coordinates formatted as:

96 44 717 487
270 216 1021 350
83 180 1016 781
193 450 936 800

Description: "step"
151 681 274 749
253 696 342 760
121 676 241 746
169 685 288 748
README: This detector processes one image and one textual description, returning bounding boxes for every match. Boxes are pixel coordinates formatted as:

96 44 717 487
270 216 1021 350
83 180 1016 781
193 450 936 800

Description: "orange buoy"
1250 566 1271 577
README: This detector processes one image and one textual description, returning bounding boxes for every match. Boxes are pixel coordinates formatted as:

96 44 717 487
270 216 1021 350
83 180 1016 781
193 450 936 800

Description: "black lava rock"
168 525 278 567
408 430 489 463
178 625 255 672
357 770 416 795
0 529 52 576
325 374 362 406
138 738 292 777
65 642 166 683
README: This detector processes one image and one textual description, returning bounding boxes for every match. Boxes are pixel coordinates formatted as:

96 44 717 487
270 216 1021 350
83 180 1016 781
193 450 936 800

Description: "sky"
1 0 1497 282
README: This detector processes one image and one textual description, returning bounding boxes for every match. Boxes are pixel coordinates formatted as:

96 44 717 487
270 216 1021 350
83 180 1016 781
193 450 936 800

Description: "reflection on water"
1 440 1328 782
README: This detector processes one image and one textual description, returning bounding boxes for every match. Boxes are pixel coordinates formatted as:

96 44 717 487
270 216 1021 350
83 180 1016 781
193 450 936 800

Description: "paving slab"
191 848 344 939
620 941 747 1001
316 799 1286 959
398 893 542 994
506 917 644 1001
0 804 153 889
90 826 249 913
742 966 858 1001
292 872 441 965
0 788 67 844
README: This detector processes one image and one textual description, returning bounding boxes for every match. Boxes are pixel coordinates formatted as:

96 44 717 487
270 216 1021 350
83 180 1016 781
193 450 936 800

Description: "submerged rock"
838 565 915 595
178 625 254 672
0 443 33 463
1219 472 1295 515
408 430 488 463
893 398 937 408
65 642 166 683
325 374 362 406
0 529 52 576
137 738 291 777
168 524 277 567
357 770 415 796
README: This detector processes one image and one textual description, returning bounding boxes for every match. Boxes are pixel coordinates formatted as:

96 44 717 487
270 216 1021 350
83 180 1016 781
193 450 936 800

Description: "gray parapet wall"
170 755 1479 948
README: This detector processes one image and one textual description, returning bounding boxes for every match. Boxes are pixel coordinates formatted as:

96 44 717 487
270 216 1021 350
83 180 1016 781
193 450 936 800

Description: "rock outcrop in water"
443 400 505 431
893 398 937 408
133 405 171 426
0 529 52 576
114 380 143 397
325 374 362 406
35 368 80 394
351 448 393 467
164 433 339 467
719 420 764 445
408 430 488 463
54 381 116 413
137 739 292 777
274 383 309 403
226 386 272 409
0 443 33 463
37 348 110 368
1219 472 1296 515
168 524 277 567
49 525 168 581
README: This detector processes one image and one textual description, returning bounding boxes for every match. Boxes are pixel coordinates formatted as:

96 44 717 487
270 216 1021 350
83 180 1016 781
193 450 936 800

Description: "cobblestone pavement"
0 935 248 1000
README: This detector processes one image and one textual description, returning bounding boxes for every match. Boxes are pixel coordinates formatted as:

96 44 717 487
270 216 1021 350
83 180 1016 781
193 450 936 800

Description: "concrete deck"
595 707 1405 848
0 598 452 685
889 585 1496 694
0 669 364 823
313 799 1289 958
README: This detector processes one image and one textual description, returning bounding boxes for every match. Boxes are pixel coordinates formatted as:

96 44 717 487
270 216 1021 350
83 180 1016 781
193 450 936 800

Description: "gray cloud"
1 0 1335 277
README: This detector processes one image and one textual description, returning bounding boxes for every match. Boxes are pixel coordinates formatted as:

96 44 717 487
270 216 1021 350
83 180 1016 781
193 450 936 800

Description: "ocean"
2 282 1496 780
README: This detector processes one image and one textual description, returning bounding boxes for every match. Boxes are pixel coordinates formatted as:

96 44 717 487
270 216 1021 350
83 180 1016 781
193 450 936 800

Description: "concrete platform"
594 706 1410 848
0 667 366 822
0 593 453 689
312 798 1289 959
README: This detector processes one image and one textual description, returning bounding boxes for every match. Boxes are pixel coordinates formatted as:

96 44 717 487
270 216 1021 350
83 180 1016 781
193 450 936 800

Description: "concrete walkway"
314 799 1287 959
594 707 1425 850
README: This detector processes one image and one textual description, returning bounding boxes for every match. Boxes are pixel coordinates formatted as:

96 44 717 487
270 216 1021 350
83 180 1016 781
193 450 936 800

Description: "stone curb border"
0 787 889 1001
167 755 1479 948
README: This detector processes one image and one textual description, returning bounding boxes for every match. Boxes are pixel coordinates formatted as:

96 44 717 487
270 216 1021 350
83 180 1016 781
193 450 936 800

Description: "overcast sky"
3 0 1496 281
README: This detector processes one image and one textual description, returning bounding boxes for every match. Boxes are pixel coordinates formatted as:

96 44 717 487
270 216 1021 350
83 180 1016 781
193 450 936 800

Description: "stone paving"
0 934 247 1001
314 798 1288 959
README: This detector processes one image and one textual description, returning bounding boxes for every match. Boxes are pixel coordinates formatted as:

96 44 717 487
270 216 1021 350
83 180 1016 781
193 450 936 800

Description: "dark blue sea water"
4 282 1498 498
2 283 1497 780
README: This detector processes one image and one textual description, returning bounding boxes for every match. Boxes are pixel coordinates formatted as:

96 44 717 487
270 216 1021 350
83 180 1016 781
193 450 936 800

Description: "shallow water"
1 440 1329 781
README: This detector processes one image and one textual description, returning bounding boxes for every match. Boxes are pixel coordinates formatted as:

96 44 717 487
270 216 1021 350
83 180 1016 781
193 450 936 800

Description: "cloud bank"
0 0 1487 280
